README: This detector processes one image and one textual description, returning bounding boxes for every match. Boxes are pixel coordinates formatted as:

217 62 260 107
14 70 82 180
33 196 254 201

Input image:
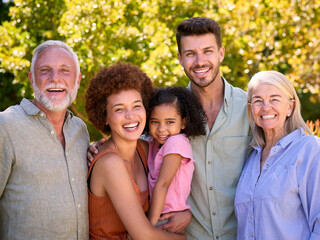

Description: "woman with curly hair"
85 62 187 240
145 87 206 230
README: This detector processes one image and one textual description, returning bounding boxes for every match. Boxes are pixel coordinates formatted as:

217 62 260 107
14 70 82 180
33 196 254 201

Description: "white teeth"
123 123 138 128
48 88 64 92
262 115 275 119
195 69 209 73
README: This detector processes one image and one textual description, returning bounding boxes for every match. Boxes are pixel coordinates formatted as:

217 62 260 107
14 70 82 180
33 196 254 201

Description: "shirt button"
212 211 216 215
209 186 213 190
250 215 253 219
50 130 55 135
72 178 75 181
40 113 44 117
266 164 269 168
274 149 277 152
208 161 212 164
77 204 81 208
216 236 219 240
284 165 287 169
251 233 254 237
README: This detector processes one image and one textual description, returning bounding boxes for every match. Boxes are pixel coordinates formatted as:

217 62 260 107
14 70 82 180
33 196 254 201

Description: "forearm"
148 183 169 226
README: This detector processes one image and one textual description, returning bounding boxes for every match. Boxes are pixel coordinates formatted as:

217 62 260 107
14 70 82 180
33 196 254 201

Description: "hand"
87 138 106 166
158 210 192 234
126 234 133 240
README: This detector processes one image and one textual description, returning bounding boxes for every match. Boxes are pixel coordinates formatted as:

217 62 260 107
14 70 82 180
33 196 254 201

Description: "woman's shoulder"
94 143 124 167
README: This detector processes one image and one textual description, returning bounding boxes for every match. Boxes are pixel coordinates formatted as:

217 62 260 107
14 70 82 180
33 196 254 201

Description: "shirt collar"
252 128 305 151
20 98 73 119
186 76 231 107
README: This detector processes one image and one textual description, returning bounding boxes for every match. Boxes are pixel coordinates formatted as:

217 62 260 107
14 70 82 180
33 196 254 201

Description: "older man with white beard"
0 40 90 240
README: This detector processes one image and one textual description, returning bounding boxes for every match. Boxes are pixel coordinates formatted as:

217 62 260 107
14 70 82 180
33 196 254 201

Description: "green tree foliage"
1 0 319 140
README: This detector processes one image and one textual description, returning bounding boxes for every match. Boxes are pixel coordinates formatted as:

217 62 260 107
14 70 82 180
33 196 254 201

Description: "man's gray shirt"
186 78 252 240
0 99 90 240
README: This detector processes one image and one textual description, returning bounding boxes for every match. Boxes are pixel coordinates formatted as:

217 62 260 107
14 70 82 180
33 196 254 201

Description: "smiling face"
29 47 81 113
148 103 185 145
106 89 146 142
177 33 225 88
248 83 294 137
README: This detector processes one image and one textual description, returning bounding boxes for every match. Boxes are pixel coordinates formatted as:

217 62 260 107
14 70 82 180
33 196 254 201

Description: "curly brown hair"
146 86 207 138
85 62 154 134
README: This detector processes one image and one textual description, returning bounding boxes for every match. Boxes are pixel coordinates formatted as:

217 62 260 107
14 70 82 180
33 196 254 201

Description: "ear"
177 52 183 67
181 117 187 130
76 73 82 88
247 102 251 113
287 99 295 117
219 46 225 63
28 72 34 88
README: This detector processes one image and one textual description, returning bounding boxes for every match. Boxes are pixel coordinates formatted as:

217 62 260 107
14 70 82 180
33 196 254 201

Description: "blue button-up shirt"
235 128 320 240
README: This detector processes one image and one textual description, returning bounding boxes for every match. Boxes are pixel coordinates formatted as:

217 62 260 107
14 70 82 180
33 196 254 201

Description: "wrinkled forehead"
35 47 76 67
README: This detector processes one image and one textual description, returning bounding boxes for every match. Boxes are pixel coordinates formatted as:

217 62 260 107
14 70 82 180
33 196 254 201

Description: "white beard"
33 81 79 112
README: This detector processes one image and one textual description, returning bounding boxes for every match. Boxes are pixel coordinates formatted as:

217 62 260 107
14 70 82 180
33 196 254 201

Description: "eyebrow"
252 94 282 99
182 46 215 54
111 99 142 109
38 64 73 69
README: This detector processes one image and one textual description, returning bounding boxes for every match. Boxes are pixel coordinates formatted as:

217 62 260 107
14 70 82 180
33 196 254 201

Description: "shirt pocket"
221 136 251 186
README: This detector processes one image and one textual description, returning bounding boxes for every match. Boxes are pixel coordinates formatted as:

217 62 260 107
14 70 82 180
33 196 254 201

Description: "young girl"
145 86 206 231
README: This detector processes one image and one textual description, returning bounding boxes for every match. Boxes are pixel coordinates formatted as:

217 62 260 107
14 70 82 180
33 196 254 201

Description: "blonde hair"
247 70 311 146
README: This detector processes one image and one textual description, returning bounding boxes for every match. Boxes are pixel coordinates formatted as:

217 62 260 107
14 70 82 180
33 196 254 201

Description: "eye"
134 104 142 109
271 98 279 102
40 68 49 73
252 99 262 104
150 120 158 124
185 52 194 57
167 121 175 124
114 108 124 113
204 50 213 54
61 68 70 73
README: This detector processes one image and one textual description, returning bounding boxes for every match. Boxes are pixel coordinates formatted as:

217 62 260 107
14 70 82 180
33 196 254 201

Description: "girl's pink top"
147 134 194 213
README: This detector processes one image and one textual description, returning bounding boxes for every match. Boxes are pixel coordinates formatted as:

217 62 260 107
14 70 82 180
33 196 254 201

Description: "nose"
157 123 165 132
125 109 134 119
50 69 60 82
195 53 206 66
261 100 272 110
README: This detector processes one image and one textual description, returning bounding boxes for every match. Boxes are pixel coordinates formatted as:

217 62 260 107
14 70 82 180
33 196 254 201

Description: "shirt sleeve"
0 123 13 197
161 134 194 162
298 137 320 239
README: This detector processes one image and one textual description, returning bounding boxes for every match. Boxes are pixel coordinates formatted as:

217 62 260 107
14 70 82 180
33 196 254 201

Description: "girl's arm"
93 153 185 240
147 153 182 226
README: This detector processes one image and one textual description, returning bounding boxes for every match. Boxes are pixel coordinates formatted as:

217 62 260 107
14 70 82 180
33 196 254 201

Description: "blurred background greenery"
1 0 319 140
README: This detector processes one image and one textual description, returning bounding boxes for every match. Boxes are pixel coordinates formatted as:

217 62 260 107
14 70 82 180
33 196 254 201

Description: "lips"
194 68 210 73
261 114 276 119
156 135 169 142
123 122 139 131
47 88 65 93
45 83 67 94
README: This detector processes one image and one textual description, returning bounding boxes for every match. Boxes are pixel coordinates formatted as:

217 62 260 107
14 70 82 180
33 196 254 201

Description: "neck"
264 129 287 149
110 136 138 163
191 76 224 129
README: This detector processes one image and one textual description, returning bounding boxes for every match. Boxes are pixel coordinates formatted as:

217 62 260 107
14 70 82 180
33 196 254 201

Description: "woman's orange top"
88 141 149 240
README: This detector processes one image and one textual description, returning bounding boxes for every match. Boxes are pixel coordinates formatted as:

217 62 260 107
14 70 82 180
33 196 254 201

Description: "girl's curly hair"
85 62 154 134
146 86 206 138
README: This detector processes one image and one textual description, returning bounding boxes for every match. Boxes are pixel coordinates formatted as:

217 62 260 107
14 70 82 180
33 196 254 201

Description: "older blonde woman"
235 71 320 239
